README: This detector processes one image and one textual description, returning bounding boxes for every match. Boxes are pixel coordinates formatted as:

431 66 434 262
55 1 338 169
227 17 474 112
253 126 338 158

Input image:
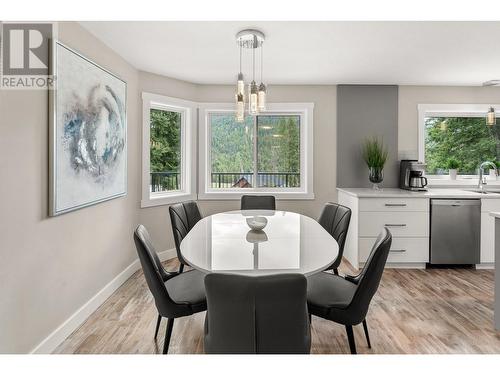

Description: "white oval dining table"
180 210 339 276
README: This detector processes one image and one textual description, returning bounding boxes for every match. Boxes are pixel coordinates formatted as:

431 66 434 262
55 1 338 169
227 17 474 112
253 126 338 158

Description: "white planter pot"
449 169 457 180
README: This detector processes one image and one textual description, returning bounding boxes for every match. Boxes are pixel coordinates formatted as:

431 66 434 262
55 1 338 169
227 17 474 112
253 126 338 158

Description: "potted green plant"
362 137 388 190
447 158 459 180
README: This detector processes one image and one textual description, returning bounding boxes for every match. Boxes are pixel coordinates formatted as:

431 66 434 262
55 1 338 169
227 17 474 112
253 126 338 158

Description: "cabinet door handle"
385 203 407 207
384 224 407 227
390 249 407 253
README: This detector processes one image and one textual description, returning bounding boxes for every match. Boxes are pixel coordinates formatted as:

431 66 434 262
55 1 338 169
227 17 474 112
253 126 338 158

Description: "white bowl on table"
246 216 268 231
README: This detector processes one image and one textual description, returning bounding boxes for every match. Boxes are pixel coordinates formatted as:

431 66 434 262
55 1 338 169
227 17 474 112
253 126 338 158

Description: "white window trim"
198 102 315 200
141 92 197 208
418 103 500 186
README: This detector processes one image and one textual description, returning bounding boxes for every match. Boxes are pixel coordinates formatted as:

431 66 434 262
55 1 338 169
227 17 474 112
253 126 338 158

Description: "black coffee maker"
399 160 428 191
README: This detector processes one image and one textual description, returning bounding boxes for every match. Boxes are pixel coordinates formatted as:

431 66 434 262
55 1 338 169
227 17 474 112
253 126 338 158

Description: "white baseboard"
30 248 177 354
385 263 427 269
359 262 427 269
476 263 495 270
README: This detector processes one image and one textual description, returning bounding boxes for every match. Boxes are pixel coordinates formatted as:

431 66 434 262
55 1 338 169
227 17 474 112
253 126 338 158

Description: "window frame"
141 92 197 208
198 102 314 200
418 103 500 185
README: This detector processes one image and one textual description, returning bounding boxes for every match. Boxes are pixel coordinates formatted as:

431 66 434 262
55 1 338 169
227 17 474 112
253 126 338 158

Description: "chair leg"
362 319 371 348
345 325 357 354
178 263 184 273
154 314 162 340
162 318 175 354
333 268 339 275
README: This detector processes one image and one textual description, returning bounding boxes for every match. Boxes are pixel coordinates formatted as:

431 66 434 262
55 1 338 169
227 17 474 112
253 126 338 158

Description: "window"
150 108 182 192
199 103 314 200
141 93 196 207
257 115 301 188
210 114 254 188
418 104 500 182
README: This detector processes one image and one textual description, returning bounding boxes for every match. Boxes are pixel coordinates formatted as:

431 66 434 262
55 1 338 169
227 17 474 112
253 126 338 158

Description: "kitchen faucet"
478 161 498 192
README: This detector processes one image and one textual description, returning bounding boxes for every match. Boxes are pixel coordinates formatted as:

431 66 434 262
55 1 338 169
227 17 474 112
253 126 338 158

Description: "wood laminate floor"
55 259 500 354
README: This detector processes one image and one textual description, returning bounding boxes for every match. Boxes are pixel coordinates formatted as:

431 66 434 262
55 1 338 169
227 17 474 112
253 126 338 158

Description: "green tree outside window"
425 117 500 175
149 109 181 192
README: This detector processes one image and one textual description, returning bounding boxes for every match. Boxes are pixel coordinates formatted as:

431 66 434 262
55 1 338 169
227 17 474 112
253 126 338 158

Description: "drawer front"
359 198 429 212
359 211 429 237
359 237 429 263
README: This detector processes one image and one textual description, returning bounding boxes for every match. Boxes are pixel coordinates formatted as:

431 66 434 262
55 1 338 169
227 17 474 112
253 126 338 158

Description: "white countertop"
337 187 500 199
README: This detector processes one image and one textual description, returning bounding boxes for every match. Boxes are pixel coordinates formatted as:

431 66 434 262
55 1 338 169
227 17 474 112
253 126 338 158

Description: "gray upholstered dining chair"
307 228 392 354
204 273 311 354
317 203 352 275
169 201 202 273
134 225 206 354
240 195 276 210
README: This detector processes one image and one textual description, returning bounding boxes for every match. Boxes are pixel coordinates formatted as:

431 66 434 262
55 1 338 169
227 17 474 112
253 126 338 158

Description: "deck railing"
150 171 300 192
210 172 300 188
150 172 180 192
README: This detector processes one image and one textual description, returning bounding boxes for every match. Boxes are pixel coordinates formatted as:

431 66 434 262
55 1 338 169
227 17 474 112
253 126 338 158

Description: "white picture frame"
49 41 127 216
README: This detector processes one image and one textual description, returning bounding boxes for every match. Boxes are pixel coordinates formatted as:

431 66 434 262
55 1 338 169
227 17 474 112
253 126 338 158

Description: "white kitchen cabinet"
338 190 429 269
480 199 500 264
338 188 500 269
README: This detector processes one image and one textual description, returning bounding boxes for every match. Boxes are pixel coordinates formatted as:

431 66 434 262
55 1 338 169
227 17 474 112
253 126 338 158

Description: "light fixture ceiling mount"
236 29 265 49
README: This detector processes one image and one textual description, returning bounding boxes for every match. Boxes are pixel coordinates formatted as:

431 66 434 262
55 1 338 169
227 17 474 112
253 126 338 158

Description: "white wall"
398 85 500 160
0 22 140 353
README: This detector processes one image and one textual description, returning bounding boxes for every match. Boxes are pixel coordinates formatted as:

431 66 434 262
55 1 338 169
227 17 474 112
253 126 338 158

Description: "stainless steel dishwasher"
430 199 481 265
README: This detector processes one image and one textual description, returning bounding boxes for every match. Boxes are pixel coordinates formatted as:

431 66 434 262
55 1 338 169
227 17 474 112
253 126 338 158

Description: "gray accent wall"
337 85 399 188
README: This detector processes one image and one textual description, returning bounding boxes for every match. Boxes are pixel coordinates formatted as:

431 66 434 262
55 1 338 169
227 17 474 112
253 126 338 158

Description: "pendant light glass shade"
237 72 245 97
258 83 267 111
486 107 496 126
249 81 258 115
257 42 266 111
236 92 245 122
235 43 245 122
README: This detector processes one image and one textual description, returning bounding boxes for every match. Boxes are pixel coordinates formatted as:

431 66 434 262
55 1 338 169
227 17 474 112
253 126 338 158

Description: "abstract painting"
49 41 127 216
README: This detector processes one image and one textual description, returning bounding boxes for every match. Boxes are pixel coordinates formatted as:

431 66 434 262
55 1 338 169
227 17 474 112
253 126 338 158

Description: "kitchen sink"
463 189 500 194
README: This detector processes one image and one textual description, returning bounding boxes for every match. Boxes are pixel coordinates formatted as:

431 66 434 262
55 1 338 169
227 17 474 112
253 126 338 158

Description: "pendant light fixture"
236 92 245 123
249 46 258 115
235 45 245 122
235 29 267 119
258 43 267 111
486 107 496 126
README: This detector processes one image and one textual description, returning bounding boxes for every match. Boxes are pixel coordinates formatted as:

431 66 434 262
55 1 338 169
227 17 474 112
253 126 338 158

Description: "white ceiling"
80 21 500 86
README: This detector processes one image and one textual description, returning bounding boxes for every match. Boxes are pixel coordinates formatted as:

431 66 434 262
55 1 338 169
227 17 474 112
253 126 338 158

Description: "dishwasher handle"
430 199 481 206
